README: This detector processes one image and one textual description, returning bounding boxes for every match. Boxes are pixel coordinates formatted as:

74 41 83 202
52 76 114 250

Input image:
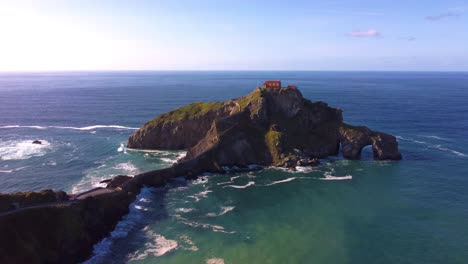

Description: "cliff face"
127 102 237 149
0 190 136 264
129 87 401 167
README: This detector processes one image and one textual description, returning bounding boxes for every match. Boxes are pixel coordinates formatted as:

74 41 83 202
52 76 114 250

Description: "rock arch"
339 124 402 160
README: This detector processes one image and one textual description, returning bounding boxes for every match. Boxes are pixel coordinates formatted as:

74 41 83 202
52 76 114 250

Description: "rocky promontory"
128 86 401 169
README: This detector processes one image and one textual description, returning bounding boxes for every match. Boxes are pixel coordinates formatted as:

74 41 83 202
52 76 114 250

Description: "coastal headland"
0 85 401 263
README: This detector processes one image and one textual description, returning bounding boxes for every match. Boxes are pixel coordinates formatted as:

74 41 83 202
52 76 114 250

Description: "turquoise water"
0 72 467 263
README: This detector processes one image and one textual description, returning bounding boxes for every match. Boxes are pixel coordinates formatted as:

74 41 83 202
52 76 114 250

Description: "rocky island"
0 84 401 263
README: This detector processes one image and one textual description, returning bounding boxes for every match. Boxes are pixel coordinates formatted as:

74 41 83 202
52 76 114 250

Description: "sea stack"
128 84 402 169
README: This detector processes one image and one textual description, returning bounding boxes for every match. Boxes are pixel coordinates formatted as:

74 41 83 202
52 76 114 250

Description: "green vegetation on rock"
146 101 225 125
265 129 283 164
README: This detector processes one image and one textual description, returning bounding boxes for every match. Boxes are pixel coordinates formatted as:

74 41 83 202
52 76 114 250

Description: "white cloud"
349 29 381 38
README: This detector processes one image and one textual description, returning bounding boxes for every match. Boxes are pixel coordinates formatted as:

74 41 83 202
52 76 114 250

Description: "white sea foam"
433 145 466 157
0 166 27 173
230 175 242 181
117 143 125 152
418 135 450 141
188 190 212 202
263 177 297 186
161 157 178 164
223 181 255 189
0 124 138 130
128 228 178 261
206 206 235 217
52 125 139 130
0 125 47 129
206 258 225 264
320 171 353 181
397 135 466 157
295 166 317 173
175 208 195 213
139 198 151 203
113 162 140 175
84 188 154 263
175 215 235 234
191 176 209 185
179 234 199 252
176 152 187 160
71 161 139 193
0 139 52 160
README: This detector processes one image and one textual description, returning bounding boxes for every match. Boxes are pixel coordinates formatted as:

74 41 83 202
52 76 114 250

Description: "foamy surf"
418 135 450 141
175 215 236 234
263 177 297 186
129 228 179 261
397 136 466 157
71 161 139 193
117 143 126 153
320 174 353 181
206 258 225 264
175 208 195 213
206 206 235 217
84 188 154 264
188 190 212 202
0 124 138 131
0 139 52 160
113 162 140 175
179 235 199 252
0 166 27 173
223 181 255 189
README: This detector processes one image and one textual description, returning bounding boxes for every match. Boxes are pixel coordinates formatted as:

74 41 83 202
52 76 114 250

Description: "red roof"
263 80 281 88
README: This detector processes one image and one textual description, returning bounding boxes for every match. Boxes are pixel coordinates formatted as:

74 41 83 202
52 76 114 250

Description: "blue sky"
0 0 467 71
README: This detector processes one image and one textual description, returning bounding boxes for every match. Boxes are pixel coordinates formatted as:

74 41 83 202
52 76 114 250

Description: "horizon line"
0 69 468 73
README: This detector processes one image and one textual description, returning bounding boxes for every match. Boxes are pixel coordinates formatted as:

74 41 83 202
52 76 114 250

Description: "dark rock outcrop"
0 189 68 213
0 190 136 264
32 140 42 145
339 124 402 160
101 175 133 189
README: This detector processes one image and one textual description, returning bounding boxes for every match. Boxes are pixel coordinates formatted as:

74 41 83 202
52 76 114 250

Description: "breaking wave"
263 177 297 186
175 215 236 234
188 190 212 202
0 166 27 173
71 161 139 194
0 139 52 160
175 208 195 213
0 125 138 130
128 227 179 260
206 206 235 217
417 135 450 141
397 136 466 157
223 181 255 189
84 188 154 263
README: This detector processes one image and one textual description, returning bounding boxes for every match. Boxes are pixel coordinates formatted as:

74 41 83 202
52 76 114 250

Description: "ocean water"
0 71 467 263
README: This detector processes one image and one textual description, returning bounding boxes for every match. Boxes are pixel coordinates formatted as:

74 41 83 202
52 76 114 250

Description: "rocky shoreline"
0 86 401 263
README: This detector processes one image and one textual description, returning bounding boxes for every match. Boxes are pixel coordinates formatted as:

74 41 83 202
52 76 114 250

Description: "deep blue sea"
1 71 467 263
